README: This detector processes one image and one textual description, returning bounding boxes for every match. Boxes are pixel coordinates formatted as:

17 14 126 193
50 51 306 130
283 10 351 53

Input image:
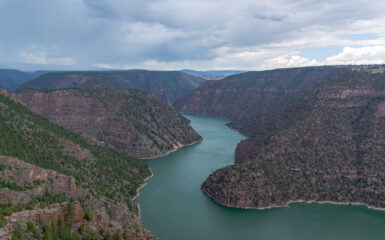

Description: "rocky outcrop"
11 88 202 158
1 201 155 240
176 65 385 209
1 202 83 239
0 156 155 239
0 157 86 205
18 70 206 105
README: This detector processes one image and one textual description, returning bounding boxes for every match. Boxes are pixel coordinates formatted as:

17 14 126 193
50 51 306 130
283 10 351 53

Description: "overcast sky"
1 0 385 71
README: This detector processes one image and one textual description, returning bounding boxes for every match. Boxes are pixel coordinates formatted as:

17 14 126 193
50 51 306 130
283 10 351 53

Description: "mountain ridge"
19 70 206 104
10 88 202 159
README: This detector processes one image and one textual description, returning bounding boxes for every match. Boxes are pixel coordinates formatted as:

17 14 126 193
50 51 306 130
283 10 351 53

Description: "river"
137 114 385 240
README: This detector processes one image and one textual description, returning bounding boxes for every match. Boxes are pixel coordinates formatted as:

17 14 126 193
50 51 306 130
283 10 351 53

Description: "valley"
2 65 385 239
137 114 385 240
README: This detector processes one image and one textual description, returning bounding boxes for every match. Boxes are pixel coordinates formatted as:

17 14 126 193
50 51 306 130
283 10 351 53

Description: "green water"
137 114 385 240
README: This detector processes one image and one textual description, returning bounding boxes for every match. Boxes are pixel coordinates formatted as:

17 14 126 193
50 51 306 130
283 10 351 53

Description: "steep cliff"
19 70 206 104
0 157 155 239
175 66 385 209
0 93 154 237
12 88 202 159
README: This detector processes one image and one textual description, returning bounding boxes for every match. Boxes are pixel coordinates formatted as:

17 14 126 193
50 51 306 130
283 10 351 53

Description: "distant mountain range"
181 69 245 80
0 69 34 90
0 69 243 103
175 65 385 210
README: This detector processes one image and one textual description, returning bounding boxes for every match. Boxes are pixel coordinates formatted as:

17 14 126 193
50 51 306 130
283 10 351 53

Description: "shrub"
0 216 5 228
65 200 75 222
84 209 93 221
78 224 84 235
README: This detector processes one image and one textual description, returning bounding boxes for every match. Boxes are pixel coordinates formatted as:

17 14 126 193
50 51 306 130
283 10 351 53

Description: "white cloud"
260 55 319 69
258 45 385 70
325 46 385 65
3 0 385 70
19 50 74 65
94 63 117 69
95 44 385 71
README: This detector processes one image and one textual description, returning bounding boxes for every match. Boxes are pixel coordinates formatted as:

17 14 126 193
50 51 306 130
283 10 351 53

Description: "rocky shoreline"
133 170 154 201
179 66 385 215
141 138 202 160
202 188 385 212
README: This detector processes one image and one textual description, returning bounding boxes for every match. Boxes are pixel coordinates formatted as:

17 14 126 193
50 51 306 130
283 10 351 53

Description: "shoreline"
202 190 385 212
181 112 248 138
181 112 233 122
140 138 202 160
134 138 202 216
133 169 154 201
224 123 248 138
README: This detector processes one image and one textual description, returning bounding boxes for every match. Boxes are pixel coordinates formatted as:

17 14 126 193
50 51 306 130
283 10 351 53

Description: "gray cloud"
1 0 385 70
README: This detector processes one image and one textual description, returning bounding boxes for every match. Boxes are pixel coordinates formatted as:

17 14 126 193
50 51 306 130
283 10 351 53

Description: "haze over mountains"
181 70 246 80
0 69 34 91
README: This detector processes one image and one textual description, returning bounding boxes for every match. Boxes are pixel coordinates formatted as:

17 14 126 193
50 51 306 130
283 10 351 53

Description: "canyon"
175 65 385 209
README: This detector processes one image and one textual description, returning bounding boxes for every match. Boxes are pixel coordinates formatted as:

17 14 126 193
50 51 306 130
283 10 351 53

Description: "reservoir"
137 114 385 240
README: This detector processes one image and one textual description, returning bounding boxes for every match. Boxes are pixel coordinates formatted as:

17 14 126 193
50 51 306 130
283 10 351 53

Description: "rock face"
18 70 206 104
175 66 385 209
12 88 202 158
0 92 154 236
0 157 155 239
0 157 84 205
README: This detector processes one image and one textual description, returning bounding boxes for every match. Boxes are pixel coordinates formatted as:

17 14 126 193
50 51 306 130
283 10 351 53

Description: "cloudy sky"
1 0 385 71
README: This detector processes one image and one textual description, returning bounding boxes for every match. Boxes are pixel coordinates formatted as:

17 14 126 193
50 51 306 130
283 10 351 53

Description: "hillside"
175 66 385 209
0 91 154 237
175 66 341 137
0 157 155 239
0 69 33 90
12 88 202 159
19 70 206 104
